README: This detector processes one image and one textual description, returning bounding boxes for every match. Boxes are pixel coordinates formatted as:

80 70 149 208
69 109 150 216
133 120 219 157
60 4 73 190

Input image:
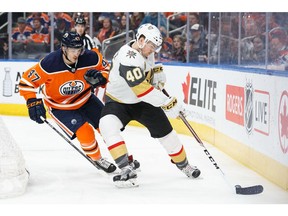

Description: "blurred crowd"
1 12 288 71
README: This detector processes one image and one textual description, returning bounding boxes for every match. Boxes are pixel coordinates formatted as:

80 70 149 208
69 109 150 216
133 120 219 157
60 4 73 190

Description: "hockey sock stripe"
108 141 128 161
169 145 183 157
169 146 187 164
81 141 97 150
108 141 125 151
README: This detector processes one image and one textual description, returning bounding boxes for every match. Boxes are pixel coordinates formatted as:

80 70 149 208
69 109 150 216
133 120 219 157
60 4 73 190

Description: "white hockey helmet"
136 23 163 53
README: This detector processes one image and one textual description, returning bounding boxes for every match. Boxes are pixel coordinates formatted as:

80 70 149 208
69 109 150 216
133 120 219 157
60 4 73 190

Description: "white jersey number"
126 67 143 83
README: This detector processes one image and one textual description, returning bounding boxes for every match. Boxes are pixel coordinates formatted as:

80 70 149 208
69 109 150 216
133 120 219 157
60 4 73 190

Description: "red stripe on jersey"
137 87 154 98
169 146 183 157
108 141 125 151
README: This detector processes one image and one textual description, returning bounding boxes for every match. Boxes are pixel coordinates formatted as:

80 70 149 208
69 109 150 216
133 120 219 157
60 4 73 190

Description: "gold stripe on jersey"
131 79 154 98
105 92 124 103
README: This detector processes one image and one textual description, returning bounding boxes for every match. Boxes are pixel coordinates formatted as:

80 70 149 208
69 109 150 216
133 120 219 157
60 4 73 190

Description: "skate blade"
135 168 141 173
114 178 139 188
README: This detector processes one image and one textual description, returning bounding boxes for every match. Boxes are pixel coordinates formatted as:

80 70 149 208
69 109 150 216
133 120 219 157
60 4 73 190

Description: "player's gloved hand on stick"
151 64 166 90
161 96 187 119
84 69 108 88
26 98 46 124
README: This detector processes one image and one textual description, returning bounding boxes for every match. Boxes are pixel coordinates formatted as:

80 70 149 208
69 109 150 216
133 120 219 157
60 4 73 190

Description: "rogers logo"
226 85 244 126
226 83 270 136
278 90 288 154
59 80 84 95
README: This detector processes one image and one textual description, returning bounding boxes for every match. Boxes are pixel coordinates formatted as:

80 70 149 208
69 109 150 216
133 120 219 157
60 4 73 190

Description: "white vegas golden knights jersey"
105 40 168 106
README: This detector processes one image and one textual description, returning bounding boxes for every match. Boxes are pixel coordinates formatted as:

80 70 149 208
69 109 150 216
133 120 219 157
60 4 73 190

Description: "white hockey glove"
161 96 187 119
151 64 166 90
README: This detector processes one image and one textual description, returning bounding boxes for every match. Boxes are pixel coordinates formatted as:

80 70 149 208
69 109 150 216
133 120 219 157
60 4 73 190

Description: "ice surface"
1 115 287 215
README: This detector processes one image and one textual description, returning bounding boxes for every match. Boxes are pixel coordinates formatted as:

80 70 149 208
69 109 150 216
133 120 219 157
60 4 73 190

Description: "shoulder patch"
126 50 137 59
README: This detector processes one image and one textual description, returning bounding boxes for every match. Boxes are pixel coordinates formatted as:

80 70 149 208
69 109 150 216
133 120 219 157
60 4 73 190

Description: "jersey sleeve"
19 61 47 101
90 48 110 86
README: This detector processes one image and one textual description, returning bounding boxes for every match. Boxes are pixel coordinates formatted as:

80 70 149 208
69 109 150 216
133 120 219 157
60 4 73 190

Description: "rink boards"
0 60 287 190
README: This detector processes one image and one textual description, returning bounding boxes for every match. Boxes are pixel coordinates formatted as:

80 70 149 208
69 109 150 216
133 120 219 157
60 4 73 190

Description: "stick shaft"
40 116 100 169
161 89 263 194
178 112 225 175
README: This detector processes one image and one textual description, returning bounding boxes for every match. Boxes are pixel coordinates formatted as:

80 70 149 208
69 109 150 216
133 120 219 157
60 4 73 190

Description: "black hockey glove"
27 98 46 124
84 69 107 88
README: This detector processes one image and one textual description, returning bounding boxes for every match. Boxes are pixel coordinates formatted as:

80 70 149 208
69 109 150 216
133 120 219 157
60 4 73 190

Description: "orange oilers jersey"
19 49 110 110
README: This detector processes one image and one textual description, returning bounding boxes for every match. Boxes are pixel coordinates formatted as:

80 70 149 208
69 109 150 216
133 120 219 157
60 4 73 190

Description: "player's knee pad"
99 114 124 146
76 122 95 143
76 122 101 160
158 130 187 164
158 130 183 154
99 115 128 161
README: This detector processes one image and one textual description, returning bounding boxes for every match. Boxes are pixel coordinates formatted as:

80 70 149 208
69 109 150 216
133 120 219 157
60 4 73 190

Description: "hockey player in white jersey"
99 23 201 187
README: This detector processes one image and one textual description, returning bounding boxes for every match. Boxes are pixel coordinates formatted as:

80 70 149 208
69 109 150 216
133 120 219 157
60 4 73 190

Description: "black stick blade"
235 185 264 195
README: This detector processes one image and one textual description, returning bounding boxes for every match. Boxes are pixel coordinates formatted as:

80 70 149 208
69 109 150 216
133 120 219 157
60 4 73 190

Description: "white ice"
1 115 287 215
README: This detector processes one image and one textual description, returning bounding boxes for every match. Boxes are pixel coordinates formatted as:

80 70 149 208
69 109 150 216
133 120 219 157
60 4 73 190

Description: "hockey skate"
128 155 140 171
113 165 138 188
94 158 117 173
179 163 201 178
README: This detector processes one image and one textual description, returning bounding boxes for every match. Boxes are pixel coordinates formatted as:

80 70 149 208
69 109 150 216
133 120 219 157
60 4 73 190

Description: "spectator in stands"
249 34 266 65
0 39 8 59
211 36 240 65
272 13 288 33
165 12 187 38
208 16 239 64
170 34 186 62
96 17 117 43
11 17 32 55
54 12 73 31
98 12 115 21
140 12 167 30
188 24 207 63
118 14 131 34
113 12 124 26
53 18 70 50
181 13 200 40
26 16 49 54
26 12 50 29
158 26 173 61
268 33 288 67
130 12 145 31
242 14 262 38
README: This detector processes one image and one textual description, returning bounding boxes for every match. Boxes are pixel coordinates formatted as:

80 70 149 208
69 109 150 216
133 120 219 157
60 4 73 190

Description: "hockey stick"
162 89 263 195
178 112 263 195
40 116 107 174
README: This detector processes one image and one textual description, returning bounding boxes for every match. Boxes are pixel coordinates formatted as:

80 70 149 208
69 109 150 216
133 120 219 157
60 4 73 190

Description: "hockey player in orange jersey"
19 31 116 173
